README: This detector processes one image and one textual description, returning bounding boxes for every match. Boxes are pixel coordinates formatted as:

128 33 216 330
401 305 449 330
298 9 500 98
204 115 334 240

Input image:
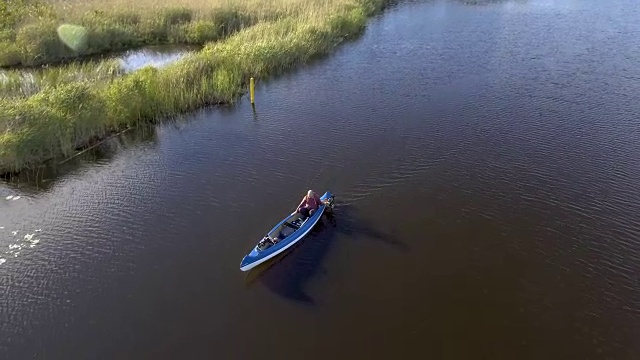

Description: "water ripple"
2 1 640 358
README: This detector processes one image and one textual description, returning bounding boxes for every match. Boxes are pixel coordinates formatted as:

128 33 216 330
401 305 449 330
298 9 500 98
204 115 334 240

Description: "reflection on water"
0 224 44 266
0 45 198 98
1 124 159 192
252 216 337 304
454 0 529 5
117 45 199 73
248 204 407 304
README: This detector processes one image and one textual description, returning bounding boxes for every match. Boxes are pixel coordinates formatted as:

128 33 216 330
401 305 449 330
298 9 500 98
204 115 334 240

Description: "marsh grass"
0 0 305 67
0 0 387 173
0 59 123 98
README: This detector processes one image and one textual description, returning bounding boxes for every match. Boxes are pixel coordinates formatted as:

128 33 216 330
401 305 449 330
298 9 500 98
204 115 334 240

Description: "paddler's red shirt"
298 194 322 210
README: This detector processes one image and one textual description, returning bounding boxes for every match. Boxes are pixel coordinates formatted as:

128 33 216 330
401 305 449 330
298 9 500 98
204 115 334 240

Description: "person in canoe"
295 190 324 218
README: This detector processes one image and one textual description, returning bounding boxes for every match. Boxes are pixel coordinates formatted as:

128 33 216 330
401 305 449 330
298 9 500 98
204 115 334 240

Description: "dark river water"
2 0 640 358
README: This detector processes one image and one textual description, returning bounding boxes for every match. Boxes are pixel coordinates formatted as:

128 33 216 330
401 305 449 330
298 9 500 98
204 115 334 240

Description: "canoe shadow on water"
244 203 409 305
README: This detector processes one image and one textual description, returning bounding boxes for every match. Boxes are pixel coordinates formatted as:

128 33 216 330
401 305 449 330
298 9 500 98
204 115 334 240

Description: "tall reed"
0 59 123 98
1 0 310 67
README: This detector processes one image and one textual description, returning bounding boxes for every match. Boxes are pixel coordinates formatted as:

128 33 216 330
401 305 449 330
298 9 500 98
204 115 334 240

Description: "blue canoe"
240 191 334 271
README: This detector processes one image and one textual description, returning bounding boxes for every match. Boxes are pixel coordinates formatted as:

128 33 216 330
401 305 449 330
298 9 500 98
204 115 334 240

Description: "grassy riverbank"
0 0 287 67
0 59 123 98
0 0 387 174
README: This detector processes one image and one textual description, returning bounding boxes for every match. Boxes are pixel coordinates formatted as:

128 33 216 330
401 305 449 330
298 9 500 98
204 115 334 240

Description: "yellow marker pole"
250 77 255 104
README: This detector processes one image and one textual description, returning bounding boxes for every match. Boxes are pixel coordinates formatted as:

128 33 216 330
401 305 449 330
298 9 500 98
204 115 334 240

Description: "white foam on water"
0 258 5 265
24 238 39 247
0 226 4 229
5 233 42 253
14 252 19 257
35 229 42 232
11 231 18 236
12 196 20 200
5 195 13 200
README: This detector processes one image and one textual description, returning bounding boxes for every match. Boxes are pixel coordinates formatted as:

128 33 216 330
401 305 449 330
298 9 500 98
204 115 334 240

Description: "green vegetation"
0 0 387 174
0 59 123 98
0 0 296 67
